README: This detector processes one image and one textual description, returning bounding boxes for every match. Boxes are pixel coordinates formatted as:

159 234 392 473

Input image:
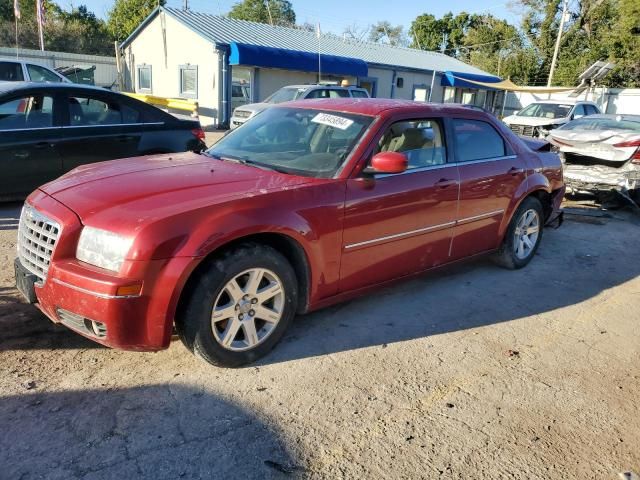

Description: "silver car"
503 100 600 138
0 59 70 83
230 84 370 129
548 114 640 202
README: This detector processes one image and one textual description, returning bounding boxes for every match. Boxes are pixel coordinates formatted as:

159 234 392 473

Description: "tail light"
613 139 640 164
191 128 206 141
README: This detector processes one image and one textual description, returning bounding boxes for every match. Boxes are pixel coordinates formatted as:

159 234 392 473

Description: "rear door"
340 116 459 291
449 117 527 259
0 91 62 198
57 91 145 172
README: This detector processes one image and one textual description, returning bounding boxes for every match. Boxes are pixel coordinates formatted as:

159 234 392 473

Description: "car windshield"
517 103 572 119
559 117 640 132
206 107 372 178
265 87 307 104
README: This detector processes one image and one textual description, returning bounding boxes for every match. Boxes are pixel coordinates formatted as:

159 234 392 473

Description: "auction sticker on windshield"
312 113 354 130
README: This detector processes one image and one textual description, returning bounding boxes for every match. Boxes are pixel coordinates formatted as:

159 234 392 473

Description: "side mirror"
364 151 408 175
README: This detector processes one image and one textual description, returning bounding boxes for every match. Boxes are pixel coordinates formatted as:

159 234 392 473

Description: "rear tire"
493 196 544 270
176 243 298 367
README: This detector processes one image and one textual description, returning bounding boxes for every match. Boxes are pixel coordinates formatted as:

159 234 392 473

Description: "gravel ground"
1 200 639 479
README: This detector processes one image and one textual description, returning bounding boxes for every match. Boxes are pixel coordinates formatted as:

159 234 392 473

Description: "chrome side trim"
372 155 520 178
60 122 165 129
457 209 505 225
345 209 505 250
345 221 456 250
52 278 141 299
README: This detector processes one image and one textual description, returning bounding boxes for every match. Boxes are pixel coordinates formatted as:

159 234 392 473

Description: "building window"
443 87 456 103
137 65 152 93
179 65 198 99
396 77 404 88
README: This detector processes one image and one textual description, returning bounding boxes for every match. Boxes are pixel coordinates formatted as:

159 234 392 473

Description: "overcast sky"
66 0 522 34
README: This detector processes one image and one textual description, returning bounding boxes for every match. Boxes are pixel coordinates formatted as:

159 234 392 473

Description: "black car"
0 82 207 200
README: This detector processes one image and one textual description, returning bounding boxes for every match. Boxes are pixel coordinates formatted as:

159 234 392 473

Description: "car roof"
0 81 112 95
531 99 596 105
277 98 481 117
281 84 366 90
580 114 640 122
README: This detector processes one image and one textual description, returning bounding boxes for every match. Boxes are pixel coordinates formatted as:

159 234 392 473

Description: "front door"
0 92 62 198
449 117 527 259
340 117 459 292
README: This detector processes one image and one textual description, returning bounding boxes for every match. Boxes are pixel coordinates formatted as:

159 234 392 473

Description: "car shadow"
0 384 301 479
260 217 640 365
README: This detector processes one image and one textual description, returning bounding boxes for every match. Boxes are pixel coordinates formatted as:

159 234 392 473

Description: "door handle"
508 166 525 175
435 178 457 188
34 142 52 149
117 135 134 142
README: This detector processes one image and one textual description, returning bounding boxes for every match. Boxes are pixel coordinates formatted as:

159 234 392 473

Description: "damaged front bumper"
562 163 640 195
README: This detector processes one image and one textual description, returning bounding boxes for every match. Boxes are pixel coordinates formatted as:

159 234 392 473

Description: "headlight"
76 226 133 272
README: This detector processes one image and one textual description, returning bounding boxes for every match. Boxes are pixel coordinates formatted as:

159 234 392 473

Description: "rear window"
0 62 24 81
559 117 640 132
453 119 506 162
68 96 141 126
351 90 369 98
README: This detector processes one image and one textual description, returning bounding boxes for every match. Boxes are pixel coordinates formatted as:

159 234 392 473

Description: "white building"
120 7 504 128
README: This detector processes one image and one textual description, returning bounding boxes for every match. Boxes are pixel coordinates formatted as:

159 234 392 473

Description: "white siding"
123 12 219 126
0 47 117 87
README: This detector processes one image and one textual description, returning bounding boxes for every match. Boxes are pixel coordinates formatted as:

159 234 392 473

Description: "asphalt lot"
1 198 639 479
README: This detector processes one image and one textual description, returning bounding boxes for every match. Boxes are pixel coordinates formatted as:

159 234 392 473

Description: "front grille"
509 124 536 137
56 308 107 339
17 204 61 284
234 110 251 119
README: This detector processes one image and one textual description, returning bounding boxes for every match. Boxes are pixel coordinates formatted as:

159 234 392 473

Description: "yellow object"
124 92 199 115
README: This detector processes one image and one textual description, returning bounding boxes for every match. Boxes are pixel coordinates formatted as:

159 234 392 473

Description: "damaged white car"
503 100 600 138
548 114 640 203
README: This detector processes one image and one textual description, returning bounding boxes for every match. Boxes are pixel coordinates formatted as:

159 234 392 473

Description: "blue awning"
441 71 502 90
229 42 368 77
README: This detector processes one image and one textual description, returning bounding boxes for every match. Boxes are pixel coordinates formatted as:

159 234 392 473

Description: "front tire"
176 243 298 367
493 196 544 270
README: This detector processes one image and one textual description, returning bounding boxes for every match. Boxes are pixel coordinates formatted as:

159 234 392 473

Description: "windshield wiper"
207 153 290 174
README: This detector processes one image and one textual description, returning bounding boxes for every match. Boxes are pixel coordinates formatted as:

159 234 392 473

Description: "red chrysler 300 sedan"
15 99 564 367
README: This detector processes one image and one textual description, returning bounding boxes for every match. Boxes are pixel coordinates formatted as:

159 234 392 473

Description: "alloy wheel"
514 209 540 260
211 268 285 352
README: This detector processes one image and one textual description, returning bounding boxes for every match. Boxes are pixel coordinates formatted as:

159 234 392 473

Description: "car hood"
549 129 640 162
503 115 566 127
233 103 271 115
40 152 313 227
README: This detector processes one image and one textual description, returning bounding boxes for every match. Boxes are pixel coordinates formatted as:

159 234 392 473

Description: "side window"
0 62 24 81
329 89 349 98
179 65 198 99
376 119 446 169
137 65 152 92
585 105 599 115
453 119 506 162
351 90 369 98
68 96 140 126
573 104 586 118
305 89 328 99
27 64 62 83
0 95 54 130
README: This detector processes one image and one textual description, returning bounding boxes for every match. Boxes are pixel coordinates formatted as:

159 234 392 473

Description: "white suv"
230 84 370 129
502 100 600 138
0 59 70 83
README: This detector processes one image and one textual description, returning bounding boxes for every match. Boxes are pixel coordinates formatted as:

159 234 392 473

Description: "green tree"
107 0 164 41
410 12 473 54
368 21 407 47
0 0 113 55
228 0 295 27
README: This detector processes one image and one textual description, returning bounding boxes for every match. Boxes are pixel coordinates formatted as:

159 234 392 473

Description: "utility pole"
266 0 274 26
183 0 188 10
547 0 569 87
